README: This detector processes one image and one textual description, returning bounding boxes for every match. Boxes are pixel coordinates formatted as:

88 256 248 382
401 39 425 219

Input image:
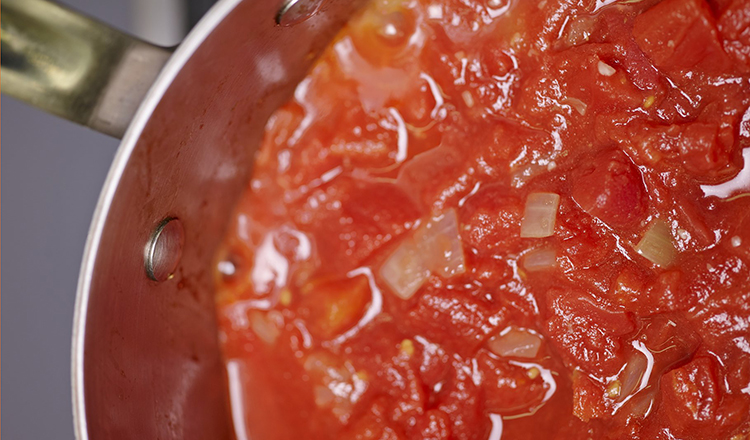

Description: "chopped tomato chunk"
660 357 749 437
634 0 731 75
545 289 635 376
571 149 647 229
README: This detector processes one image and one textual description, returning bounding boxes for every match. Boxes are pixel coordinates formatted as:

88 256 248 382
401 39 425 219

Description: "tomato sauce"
214 0 750 438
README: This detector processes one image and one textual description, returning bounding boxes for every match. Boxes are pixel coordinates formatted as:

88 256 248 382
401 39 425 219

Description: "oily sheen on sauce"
214 0 750 438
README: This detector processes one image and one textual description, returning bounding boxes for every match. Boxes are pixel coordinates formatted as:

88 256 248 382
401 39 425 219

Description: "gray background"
2 1 186 438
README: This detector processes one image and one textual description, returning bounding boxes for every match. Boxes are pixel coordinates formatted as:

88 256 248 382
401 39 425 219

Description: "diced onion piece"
522 247 557 272
303 352 342 378
597 60 616 76
488 326 543 358
426 4 443 19
563 97 587 116
628 390 657 419
635 220 676 267
314 385 335 408
380 237 430 299
250 312 279 345
462 90 475 108
520 192 560 238
414 208 466 278
617 352 649 402
731 236 742 247
381 209 467 298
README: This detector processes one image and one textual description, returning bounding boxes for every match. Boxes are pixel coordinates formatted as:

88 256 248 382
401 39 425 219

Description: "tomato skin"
571 150 647 229
571 370 607 422
396 141 469 210
341 400 406 440
611 266 694 313
458 184 524 256
634 0 731 76
545 289 635 376
621 119 737 179
476 350 549 415
403 285 503 355
295 178 421 273
717 0 750 67
434 357 486 440
298 275 371 339
690 286 750 357
660 357 749 438
412 409 452 440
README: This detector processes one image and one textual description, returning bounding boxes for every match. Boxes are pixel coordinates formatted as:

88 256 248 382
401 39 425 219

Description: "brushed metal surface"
70 0 363 438
0 0 172 138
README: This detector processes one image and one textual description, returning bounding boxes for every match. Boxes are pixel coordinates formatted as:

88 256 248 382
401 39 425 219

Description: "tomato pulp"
214 0 750 438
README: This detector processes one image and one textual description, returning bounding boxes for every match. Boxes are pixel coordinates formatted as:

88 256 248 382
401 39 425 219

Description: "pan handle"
0 0 173 138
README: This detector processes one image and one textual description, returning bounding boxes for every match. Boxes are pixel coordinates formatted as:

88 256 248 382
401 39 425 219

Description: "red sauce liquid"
215 0 750 438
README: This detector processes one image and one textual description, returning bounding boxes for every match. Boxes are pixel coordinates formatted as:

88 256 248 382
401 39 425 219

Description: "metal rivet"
276 0 324 26
145 217 185 282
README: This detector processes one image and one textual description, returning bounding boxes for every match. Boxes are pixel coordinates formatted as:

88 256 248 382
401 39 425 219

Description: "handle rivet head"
276 0 323 26
145 217 184 282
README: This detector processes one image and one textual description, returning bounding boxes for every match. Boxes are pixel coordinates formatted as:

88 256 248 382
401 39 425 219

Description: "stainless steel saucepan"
1 0 362 437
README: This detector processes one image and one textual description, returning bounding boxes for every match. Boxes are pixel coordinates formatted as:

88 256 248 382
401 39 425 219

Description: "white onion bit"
522 247 557 272
563 97 587 116
250 312 280 345
415 209 467 278
617 352 648 402
462 90 475 108
314 385 335 408
427 4 443 19
635 220 677 267
379 237 430 300
488 326 543 358
520 192 561 238
597 60 616 76
380 209 466 299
